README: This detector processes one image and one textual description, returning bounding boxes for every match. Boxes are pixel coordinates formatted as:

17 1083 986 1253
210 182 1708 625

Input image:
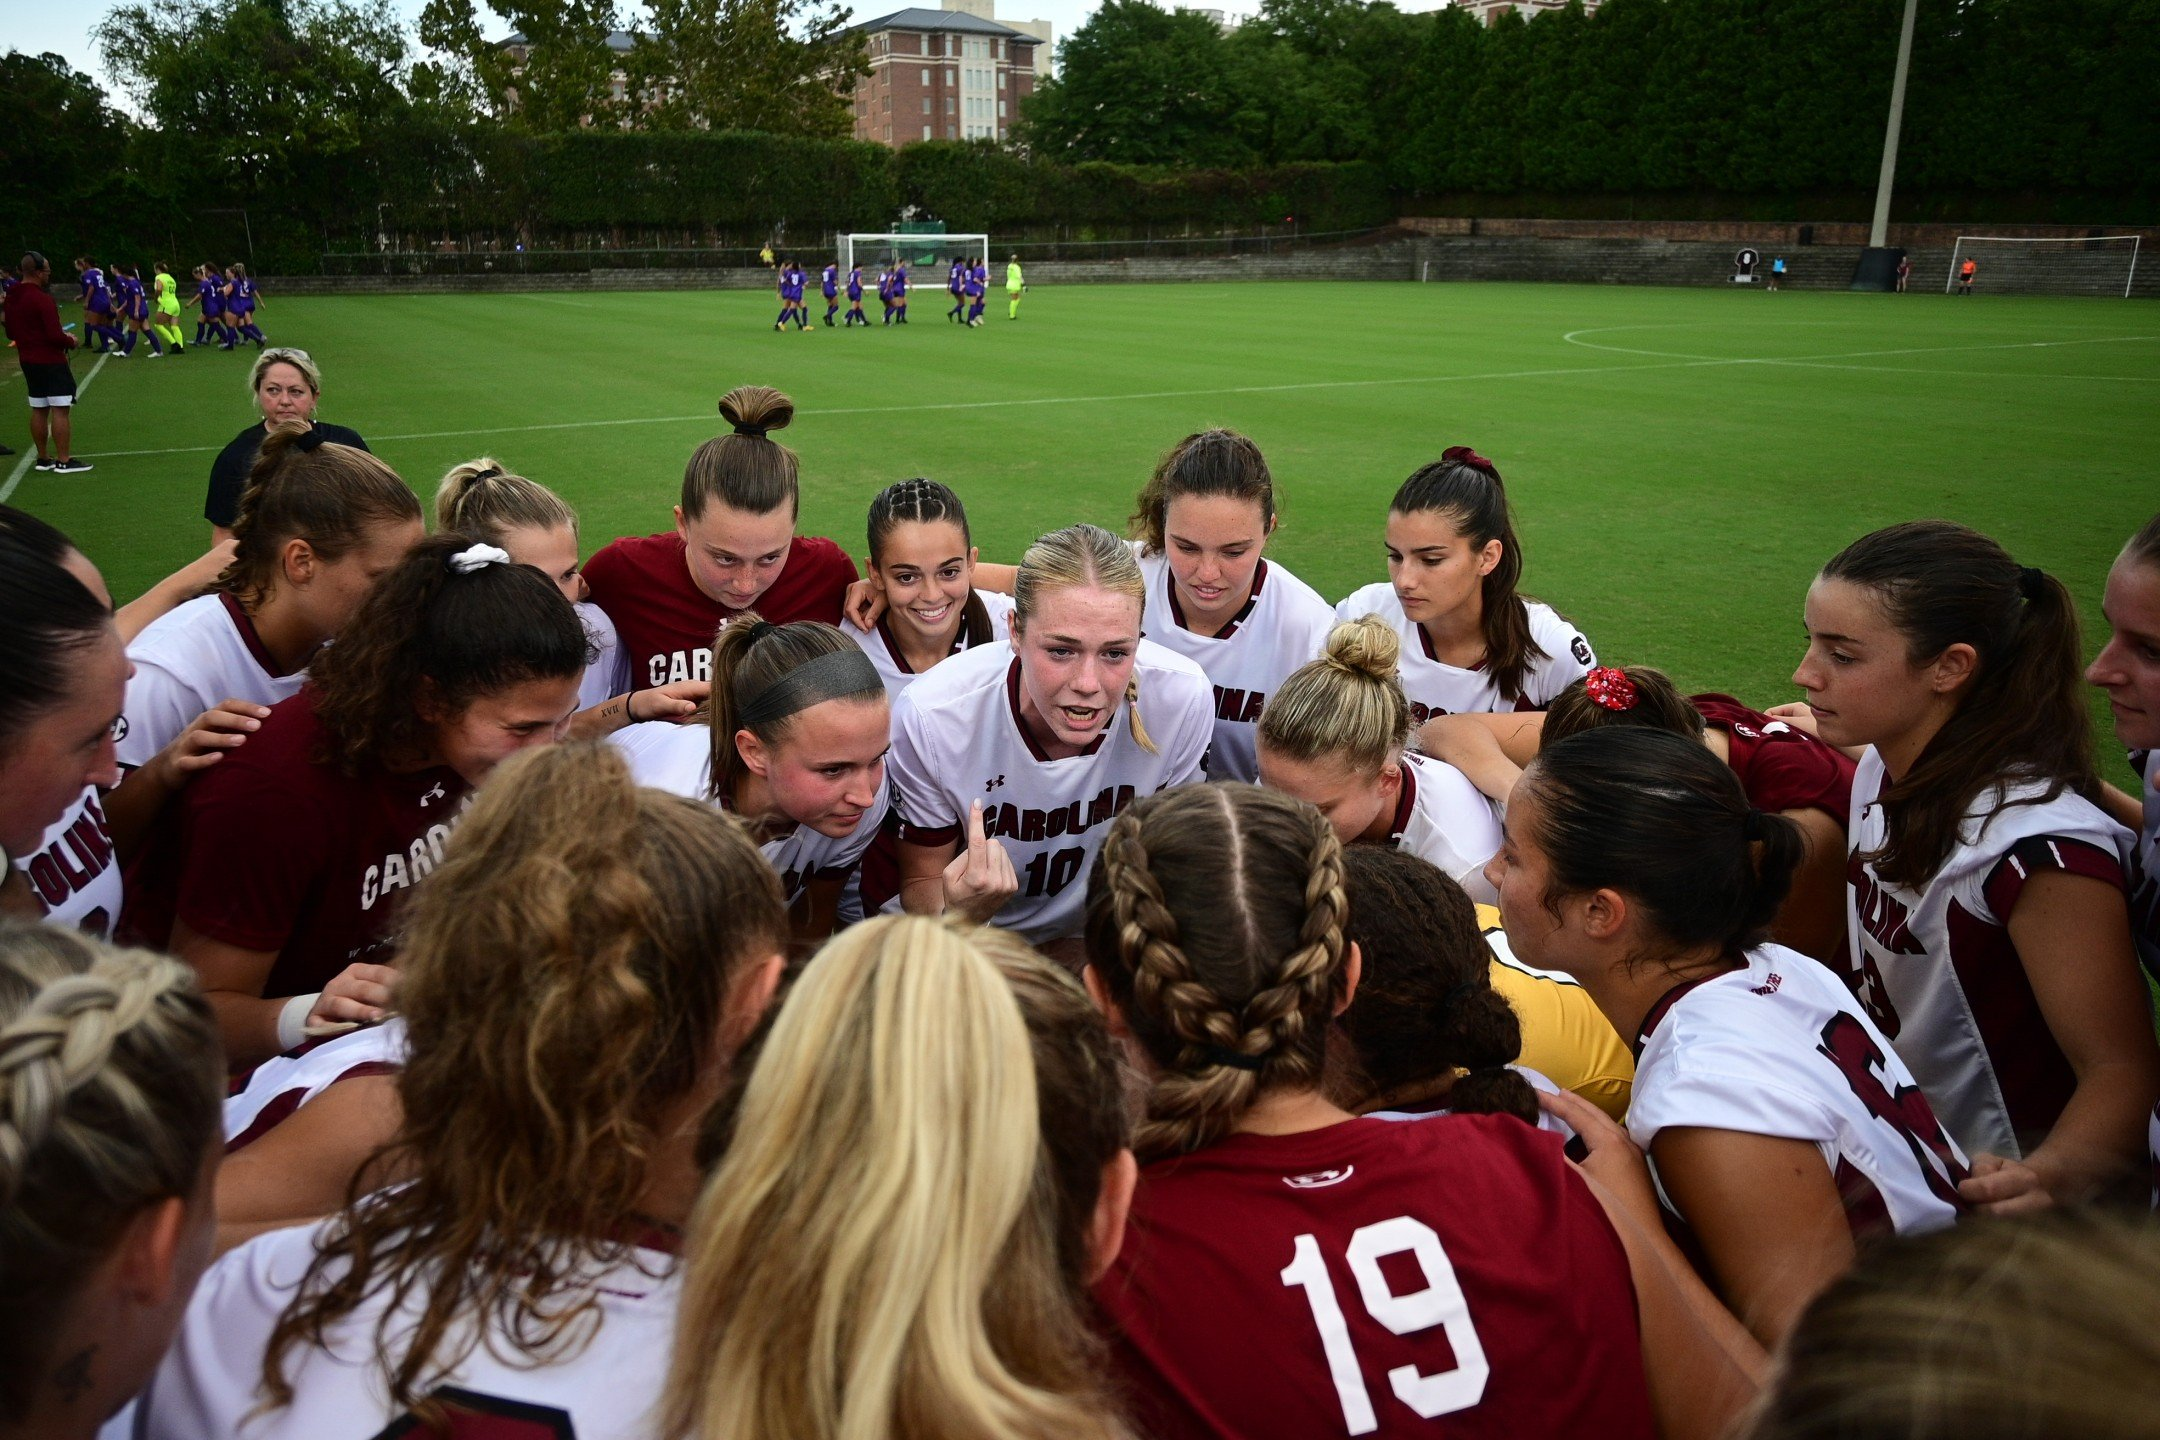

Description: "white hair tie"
448 543 511 575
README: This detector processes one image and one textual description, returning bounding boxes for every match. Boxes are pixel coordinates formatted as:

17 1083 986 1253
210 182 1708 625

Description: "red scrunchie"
1442 444 1498 475
1584 667 1638 712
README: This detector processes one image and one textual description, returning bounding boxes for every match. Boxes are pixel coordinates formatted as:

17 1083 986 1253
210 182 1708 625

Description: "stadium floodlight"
1944 235 2142 298
841 232 990 276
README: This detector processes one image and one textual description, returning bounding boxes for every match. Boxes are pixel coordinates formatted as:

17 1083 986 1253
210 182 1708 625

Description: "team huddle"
771 254 1024 330
3 380 2158 1440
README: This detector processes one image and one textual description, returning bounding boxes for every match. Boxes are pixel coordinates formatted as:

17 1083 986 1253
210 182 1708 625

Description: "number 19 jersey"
1096 1114 1652 1440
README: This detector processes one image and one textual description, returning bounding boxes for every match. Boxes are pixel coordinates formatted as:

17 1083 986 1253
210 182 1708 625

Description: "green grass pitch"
8 280 2155 777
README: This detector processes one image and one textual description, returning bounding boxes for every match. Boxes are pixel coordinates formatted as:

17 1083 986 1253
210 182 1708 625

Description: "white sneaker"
148 351 163 359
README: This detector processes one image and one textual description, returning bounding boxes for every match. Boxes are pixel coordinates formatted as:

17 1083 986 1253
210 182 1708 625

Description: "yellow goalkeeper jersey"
1478 904 1635 1121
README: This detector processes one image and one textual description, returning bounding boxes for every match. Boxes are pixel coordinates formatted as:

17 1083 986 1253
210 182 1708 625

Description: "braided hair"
865 478 994 647
1083 783 1349 1160
0 920 221 1421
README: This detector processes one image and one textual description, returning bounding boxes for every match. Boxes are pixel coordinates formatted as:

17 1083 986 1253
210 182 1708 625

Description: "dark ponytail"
1821 521 2094 887
307 533 591 775
1523 728 1804 969
865 478 992 648
1337 845 1537 1125
1390 449 1543 703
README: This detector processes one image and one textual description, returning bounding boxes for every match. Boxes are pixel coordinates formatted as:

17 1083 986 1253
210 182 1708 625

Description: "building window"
921 68 929 84
924 124 932 140
946 96 955 114
922 96 930 112
997 70 1005 89
999 99 1006 117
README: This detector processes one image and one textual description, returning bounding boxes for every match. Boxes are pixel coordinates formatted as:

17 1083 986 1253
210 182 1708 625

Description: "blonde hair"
682 385 799 520
0 921 222 1421
248 345 317 399
263 743 786 1419
1744 1211 2160 1440
1083 783 1349 1160
1012 523 1156 753
663 916 1126 1440
1257 615 1413 776
434 457 579 545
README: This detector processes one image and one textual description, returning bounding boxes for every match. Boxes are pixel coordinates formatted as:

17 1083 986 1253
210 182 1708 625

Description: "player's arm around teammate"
1082 784 1761 1440
1420 667 1856 962
143 537 590 1069
131 744 789 1440
1335 446 1596 720
1488 729 1977 1347
1796 522 2160 1205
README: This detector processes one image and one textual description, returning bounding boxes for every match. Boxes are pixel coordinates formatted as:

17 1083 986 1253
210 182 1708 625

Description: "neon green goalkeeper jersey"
154 272 180 314
1006 261 1024 291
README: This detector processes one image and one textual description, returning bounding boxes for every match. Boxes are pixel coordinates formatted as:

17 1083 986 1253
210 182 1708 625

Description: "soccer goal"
1944 234 2142 298
841 232 990 275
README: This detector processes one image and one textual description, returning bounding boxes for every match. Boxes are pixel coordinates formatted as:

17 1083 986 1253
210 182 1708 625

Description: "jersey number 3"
1280 1217 1490 1435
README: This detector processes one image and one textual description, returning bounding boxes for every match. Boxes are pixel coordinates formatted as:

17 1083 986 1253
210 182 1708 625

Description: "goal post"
1944 234 2142 298
840 232 990 275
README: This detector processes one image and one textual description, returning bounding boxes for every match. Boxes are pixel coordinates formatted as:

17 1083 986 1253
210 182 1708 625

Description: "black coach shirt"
204 420 371 528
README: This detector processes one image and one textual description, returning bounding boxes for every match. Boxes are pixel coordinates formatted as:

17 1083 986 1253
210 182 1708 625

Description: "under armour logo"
419 782 447 807
985 774 1006 792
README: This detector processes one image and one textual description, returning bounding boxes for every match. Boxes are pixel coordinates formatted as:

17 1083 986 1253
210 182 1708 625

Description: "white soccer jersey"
2130 749 2159 989
1369 1065 1575 1140
224 1020 407 1151
117 593 310 768
887 639 1214 944
1631 944 1969 1239
1845 748 2134 1161
608 719 889 905
1332 584 1595 722
1137 551 1335 783
1387 752 1504 904
576 599 632 710
13 785 120 935
841 588 1015 702
120 1219 681 1440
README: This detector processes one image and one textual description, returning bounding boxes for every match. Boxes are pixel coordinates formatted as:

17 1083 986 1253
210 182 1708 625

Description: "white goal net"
841 232 989 276
1945 234 2142 298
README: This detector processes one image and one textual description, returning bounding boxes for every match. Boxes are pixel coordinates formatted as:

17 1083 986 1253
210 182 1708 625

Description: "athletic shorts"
22 362 76 408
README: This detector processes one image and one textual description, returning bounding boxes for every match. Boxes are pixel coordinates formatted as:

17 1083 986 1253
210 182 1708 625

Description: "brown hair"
1389 450 1545 704
1083 783 1349 1160
0 922 221 1422
704 616 886 807
2125 511 2160 570
1543 665 1706 745
1336 846 1536 1124
682 385 799 521
865 478 994 648
1257 615 1414 776
219 420 422 611
1743 1211 2160 1440
434 457 579 545
306 532 590 774
1128 428 1276 555
1820 521 2094 887
263 742 786 1418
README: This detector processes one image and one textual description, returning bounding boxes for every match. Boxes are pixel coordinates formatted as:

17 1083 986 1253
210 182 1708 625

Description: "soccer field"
9 280 2155 774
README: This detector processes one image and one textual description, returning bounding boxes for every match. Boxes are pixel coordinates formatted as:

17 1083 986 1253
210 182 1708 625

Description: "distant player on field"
1768 256 1786 291
963 258 987 326
947 254 966 322
844 262 866 326
890 260 910 324
877 264 894 325
821 260 839 326
1896 254 1913 292
1006 253 1026 319
1957 257 1977 295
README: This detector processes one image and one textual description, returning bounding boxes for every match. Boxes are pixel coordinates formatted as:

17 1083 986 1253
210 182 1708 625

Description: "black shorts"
21 362 75 407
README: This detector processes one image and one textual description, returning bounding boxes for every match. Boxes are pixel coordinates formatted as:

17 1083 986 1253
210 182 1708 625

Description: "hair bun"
1323 615 1401 680
717 384 794 438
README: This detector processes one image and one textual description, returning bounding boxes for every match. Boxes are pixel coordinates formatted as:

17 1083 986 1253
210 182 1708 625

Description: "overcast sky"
5 0 1469 112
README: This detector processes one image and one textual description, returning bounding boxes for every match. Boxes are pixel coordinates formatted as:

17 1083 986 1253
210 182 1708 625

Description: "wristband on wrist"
625 690 642 724
276 992 322 1053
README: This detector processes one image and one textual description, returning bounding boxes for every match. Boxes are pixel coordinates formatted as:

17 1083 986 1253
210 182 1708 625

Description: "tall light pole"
1853 0 1920 289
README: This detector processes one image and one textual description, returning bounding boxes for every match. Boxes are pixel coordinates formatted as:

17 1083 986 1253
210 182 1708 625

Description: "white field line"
56 331 2160 465
0 353 111 503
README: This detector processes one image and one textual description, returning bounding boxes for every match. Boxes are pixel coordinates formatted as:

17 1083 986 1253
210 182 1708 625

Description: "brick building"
1453 0 1603 24
843 7 1041 148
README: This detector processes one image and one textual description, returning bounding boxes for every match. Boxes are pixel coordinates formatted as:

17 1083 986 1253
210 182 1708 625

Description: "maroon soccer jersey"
1693 694 1855 823
581 531 857 690
126 689 467 1000
1097 1113 1653 1440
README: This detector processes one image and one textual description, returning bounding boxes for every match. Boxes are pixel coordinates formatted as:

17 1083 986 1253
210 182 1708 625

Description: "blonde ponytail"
433 457 578 545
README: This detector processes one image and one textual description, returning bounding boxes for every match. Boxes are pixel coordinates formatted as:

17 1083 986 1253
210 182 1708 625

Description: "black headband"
2018 566 2046 601
731 422 768 438
292 427 328 454
736 646 883 731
